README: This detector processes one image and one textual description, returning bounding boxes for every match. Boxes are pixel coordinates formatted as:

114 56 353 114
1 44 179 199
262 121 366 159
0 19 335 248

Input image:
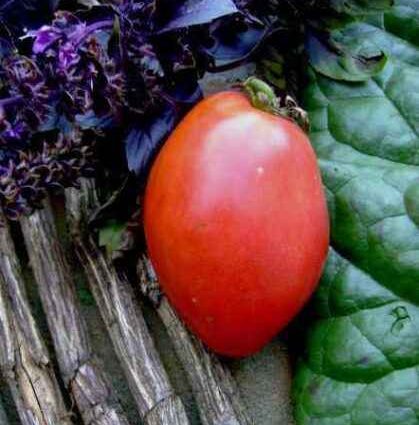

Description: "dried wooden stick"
0 211 73 425
20 200 130 425
0 397 8 424
65 180 190 425
139 259 253 425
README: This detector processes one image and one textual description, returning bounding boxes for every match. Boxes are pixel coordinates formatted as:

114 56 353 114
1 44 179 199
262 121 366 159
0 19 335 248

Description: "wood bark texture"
0 397 8 424
138 259 253 425
65 180 190 425
19 200 130 425
0 210 73 425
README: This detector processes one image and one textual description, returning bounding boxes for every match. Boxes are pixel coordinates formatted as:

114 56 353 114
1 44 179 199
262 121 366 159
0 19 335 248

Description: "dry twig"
20 201 130 425
139 259 253 425
0 210 73 425
65 180 190 425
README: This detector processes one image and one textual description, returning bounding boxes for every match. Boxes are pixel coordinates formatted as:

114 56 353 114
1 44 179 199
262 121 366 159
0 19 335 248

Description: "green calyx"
241 77 310 132
242 77 280 114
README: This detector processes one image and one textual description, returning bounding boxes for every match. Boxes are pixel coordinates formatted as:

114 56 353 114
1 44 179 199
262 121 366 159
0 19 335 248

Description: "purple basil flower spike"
2 121 27 144
58 42 80 71
67 22 89 45
30 25 62 54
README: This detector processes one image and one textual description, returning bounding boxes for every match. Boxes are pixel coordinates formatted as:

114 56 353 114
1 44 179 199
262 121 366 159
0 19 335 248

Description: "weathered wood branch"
0 396 8 424
19 200 130 425
0 210 73 425
65 180 190 425
139 259 253 425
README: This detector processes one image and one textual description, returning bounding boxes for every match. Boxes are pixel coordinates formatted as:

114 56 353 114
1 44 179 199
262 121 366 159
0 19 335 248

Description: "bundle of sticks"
0 176 295 425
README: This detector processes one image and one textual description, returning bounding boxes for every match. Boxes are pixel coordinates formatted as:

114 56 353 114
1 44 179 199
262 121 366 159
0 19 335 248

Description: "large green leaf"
306 29 389 82
328 0 394 17
294 1 419 424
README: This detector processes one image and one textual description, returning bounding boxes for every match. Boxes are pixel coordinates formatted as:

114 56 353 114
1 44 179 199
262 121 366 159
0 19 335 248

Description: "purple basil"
30 25 62 54
0 0 271 220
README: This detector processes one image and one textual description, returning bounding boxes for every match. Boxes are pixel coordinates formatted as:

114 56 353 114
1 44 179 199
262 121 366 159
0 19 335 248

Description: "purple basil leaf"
76 111 115 130
203 16 268 71
160 0 238 33
76 4 117 28
28 25 62 54
88 173 139 228
0 0 58 36
165 73 203 104
30 25 61 54
124 106 176 178
0 27 14 58
107 16 122 66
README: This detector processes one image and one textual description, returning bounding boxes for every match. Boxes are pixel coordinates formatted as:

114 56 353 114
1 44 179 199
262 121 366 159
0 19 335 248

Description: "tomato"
144 87 329 357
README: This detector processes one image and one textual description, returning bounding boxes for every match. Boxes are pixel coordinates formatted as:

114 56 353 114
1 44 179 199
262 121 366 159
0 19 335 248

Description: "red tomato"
144 90 329 357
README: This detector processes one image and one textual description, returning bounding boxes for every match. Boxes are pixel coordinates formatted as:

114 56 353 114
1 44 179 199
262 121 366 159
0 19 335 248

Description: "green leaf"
303 0 394 30
306 29 388 81
259 47 287 91
98 220 127 257
330 0 394 16
305 0 395 81
294 1 419 424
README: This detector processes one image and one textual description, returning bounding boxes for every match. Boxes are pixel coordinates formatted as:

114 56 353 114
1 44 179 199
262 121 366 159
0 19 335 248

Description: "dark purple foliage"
0 129 94 219
0 0 275 220
0 0 58 36
124 105 176 179
159 0 238 32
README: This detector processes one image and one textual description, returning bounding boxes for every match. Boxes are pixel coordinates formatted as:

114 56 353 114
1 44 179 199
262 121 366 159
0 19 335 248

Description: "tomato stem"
242 77 280 114
241 77 310 132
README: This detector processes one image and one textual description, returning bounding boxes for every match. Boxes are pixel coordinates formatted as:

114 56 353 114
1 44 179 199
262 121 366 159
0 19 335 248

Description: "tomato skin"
144 91 329 357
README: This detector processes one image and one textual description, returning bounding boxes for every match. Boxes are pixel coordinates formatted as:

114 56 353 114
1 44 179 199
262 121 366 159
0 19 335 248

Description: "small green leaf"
98 220 127 257
78 287 95 306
